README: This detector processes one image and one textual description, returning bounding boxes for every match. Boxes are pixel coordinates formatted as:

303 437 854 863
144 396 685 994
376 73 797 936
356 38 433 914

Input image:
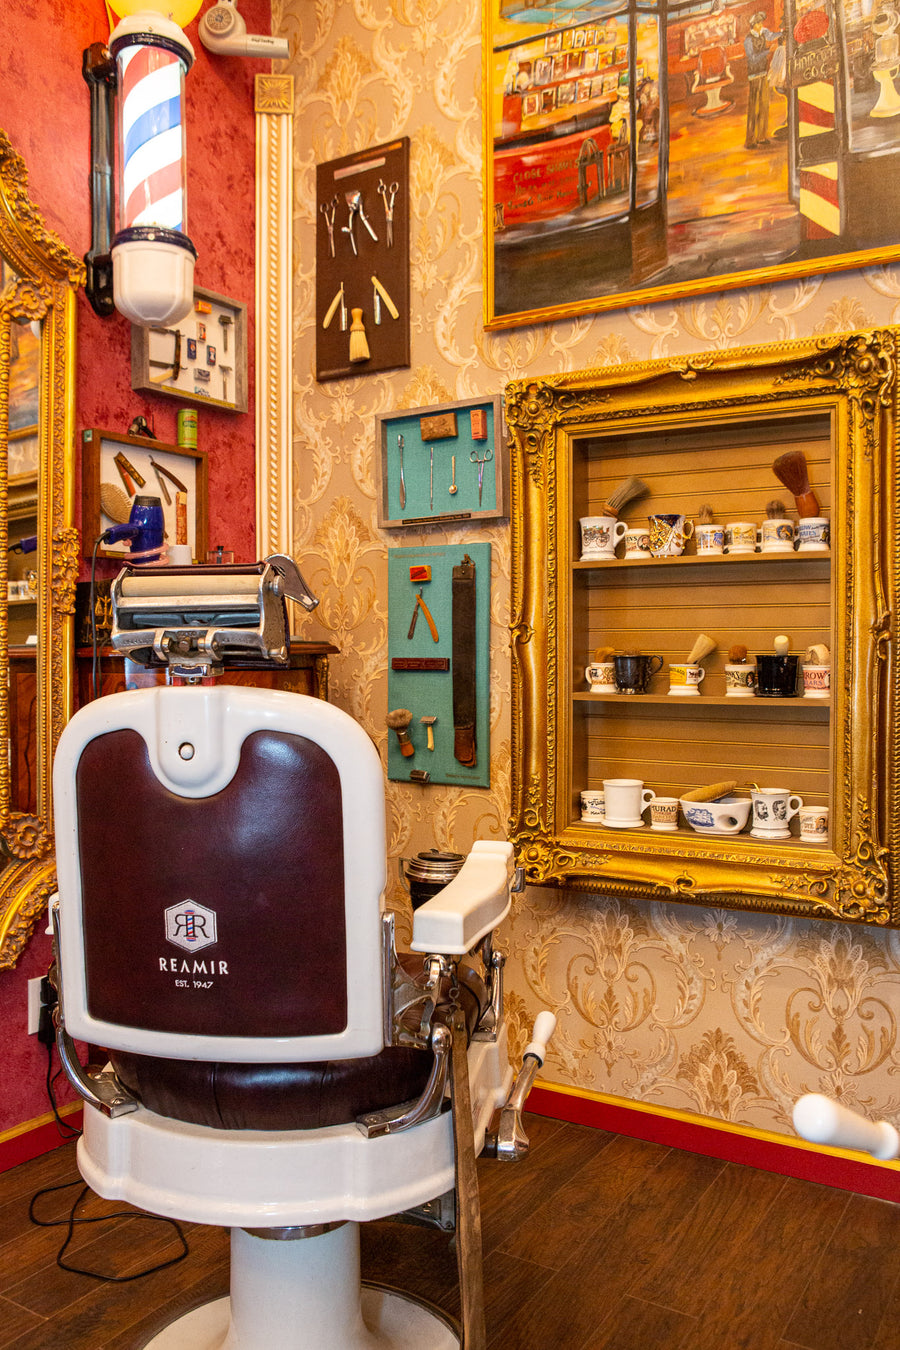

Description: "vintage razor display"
316 139 410 382
376 397 505 527
132 287 247 412
387 544 491 788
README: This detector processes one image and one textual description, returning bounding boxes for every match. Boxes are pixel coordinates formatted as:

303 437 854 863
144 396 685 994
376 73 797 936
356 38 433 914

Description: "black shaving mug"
755 654 799 697
613 653 663 694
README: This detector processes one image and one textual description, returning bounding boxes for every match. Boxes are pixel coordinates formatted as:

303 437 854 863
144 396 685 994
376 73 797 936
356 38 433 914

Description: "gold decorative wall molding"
254 73 294 564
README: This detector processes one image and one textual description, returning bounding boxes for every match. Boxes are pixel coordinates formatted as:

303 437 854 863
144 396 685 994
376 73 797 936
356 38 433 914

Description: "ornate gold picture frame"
484 0 900 328
507 330 899 925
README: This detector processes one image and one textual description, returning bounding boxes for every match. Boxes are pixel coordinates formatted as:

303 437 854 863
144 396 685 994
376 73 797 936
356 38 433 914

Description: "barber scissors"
320 196 337 257
470 446 493 506
377 179 399 247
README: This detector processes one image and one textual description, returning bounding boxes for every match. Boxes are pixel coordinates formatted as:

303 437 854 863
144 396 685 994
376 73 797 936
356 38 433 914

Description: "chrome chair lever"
483 1011 556 1162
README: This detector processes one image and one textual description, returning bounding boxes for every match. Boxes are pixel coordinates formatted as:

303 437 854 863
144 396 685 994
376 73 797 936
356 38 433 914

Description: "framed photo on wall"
483 0 900 329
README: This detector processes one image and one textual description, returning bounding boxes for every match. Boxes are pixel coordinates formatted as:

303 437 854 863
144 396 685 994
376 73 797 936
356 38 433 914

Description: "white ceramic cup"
798 804 829 843
797 516 830 553
167 543 194 566
585 661 617 693
623 527 652 559
760 518 796 553
724 663 757 697
580 789 605 821
802 664 831 699
602 778 654 826
668 662 705 696
694 523 725 555
649 796 680 831
724 521 760 554
580 515 627 561
750 787 803 838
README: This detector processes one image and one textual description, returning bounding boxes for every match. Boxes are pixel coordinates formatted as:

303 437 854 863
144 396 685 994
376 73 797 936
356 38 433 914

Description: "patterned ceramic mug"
750 787 803 839
724 663 757 697
648 514 694 558
724 521 760 554
802 665 830 699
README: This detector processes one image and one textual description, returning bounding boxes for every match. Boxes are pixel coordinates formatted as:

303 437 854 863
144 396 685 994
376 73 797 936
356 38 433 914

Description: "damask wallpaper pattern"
274 0 900 1140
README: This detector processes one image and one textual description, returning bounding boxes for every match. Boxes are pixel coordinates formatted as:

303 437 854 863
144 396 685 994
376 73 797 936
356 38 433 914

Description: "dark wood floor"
3 1113 900 1349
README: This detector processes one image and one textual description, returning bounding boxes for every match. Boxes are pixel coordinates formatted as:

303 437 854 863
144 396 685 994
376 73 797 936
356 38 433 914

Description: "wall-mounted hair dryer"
102 495 166 561
199 1 289 59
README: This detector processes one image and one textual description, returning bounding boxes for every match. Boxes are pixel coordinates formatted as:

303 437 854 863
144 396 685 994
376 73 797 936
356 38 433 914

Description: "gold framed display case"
507 332 899 925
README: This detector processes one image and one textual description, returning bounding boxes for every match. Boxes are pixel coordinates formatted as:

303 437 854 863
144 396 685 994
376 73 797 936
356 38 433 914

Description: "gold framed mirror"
0 129 82 967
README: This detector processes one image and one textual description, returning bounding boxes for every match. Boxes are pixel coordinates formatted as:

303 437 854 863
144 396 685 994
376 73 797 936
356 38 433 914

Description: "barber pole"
108 11 197 326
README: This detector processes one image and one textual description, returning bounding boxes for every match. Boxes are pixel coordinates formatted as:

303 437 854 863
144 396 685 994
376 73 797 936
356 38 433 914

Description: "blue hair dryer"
103 495 165 559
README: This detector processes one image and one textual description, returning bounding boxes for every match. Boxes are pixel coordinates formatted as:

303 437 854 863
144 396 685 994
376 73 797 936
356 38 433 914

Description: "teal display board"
387 543 491 787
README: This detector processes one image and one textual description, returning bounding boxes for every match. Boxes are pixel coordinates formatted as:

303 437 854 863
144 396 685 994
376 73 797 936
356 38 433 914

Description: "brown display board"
316 139 410 382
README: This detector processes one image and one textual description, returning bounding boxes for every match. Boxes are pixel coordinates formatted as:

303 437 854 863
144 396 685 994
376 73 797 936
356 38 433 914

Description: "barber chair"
50 558 553 1349
691 45 734 116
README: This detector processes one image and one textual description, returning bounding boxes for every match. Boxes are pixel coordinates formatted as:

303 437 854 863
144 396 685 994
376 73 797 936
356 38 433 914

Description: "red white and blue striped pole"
109 11 196 326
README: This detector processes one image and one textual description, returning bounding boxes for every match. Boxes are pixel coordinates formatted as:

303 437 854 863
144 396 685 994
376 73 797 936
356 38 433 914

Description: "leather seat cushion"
108 957 488 1130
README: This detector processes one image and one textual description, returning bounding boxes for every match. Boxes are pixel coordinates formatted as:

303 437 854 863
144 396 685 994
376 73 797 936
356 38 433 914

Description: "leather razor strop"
452 553 477 767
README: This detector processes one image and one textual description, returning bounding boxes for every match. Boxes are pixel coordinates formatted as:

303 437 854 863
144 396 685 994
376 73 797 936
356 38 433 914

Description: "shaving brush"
772 451 820 517
599 476 649 518
387 708 415 757
698 503 715 524
766 499 787 519
728 644 749 664
592 645 615 661
686 632 716 664
349 309 370 363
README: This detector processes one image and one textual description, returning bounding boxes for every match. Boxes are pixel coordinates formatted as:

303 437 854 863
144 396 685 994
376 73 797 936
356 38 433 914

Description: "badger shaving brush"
387 708 415 757
599 476 649 519
772 451 820 518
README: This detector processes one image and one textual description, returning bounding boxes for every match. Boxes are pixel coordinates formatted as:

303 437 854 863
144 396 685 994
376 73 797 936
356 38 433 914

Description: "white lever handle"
793 1093 900 1161
524 1011 557 1065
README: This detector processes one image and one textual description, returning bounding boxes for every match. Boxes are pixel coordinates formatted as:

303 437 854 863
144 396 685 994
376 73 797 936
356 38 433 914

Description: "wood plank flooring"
2 1114 900 1348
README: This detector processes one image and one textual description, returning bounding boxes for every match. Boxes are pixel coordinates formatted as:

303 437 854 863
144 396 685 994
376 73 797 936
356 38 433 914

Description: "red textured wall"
0 0 273 1140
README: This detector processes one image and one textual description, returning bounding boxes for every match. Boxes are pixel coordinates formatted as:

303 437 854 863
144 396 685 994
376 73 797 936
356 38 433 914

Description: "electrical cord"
29 1180 188 1282
89 532 106 702
31 982 191 1282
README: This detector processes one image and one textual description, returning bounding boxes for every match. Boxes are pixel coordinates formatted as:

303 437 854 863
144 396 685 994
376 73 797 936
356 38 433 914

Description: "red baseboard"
527 1085 900 1204
0 1108 82 1174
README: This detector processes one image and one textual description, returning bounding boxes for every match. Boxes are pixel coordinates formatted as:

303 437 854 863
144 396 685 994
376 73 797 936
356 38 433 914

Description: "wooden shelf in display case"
506 332 900 926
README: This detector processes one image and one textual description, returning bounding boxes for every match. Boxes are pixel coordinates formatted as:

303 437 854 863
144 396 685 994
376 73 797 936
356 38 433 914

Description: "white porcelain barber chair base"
79 1036 510 1349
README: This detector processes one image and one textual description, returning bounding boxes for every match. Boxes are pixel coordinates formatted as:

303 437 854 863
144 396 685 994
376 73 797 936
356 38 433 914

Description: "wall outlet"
27 976 44 1035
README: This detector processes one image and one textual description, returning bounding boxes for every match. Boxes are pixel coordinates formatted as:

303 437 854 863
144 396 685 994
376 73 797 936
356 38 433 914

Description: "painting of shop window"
484 0 900 327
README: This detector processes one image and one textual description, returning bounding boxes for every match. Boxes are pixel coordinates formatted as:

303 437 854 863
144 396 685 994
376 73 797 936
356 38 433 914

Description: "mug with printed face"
724 663 756 697
798 804 829 843
580 515 627 561
750 787 803 839
623 527 652 559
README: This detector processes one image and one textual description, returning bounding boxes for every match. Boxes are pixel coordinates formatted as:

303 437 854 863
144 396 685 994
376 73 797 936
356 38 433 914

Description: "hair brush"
772 451 820 518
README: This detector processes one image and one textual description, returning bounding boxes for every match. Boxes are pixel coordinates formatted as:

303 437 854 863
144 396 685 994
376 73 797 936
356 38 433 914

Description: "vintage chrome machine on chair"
50 559 554 1350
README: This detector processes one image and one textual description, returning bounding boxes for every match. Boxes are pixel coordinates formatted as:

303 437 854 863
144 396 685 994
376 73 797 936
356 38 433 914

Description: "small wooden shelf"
573 552 831 570
573 693 830 710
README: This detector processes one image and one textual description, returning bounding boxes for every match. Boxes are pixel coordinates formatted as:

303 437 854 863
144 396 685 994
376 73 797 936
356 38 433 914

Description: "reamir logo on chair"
165 899 217 952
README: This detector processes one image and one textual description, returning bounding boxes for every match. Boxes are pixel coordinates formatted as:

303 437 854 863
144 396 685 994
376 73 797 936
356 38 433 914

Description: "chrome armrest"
49 901 138 1119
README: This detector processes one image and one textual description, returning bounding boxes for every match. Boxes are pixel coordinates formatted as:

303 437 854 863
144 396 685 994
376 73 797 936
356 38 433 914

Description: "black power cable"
31 983 190 1282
